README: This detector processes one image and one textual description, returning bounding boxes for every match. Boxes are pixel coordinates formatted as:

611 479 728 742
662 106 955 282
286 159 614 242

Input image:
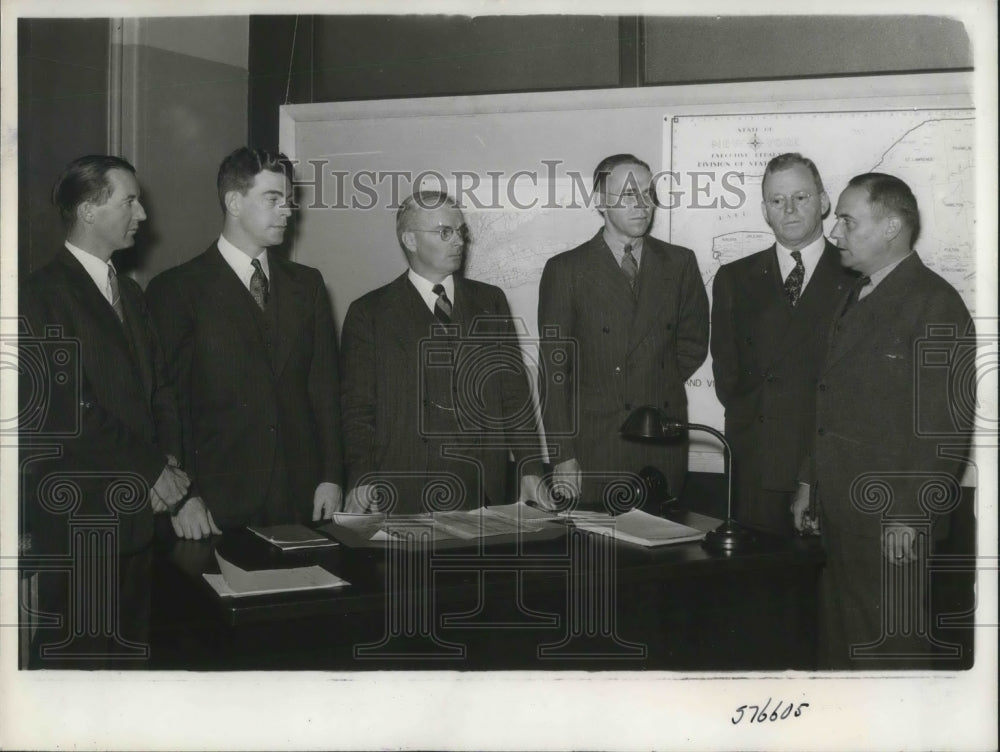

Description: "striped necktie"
107 263 125 322
432 283 452 323
621 243 639 292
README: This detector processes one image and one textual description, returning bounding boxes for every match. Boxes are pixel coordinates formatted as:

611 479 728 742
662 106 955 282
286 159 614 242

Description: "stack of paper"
573 508 705 547
203 551 349 597
248 524 339 551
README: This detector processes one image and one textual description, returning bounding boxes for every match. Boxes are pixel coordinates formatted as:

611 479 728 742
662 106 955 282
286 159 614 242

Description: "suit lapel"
57 249 128 339
577 233 636 329
117 280 154 396
627 239 671 353
202 245 273 372
268 253 309 378
763 243 852 367
822 254 921 372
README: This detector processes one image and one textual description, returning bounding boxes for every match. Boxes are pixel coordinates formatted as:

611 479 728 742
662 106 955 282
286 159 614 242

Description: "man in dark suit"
146 148 343 536
340 192 550 514
793 173 975 669
20 155 189 668
711 153 855 535
538 154 709 509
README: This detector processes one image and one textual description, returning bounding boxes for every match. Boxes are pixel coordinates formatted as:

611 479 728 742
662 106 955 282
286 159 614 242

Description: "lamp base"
702 519 754 553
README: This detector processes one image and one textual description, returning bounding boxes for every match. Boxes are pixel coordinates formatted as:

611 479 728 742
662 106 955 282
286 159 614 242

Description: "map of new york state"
456 109 975 437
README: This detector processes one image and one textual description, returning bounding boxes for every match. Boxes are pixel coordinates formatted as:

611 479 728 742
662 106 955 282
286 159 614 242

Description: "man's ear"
884 215 903 241
224 190 241 217
400 231 417 253
819 191 831 219
77 201 95 226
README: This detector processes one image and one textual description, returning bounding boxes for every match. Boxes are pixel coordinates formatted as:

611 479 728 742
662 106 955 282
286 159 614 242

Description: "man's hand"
170 496 221 540
518 474 557 511
151 462 191 508
150 488 169 513
791 483 819 535
344 484 378 513
312 482 343 520
883 523 919 566
551 458 582 502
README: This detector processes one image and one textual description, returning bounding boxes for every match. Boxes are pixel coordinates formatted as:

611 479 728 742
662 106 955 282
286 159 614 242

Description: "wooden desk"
150 511 825 671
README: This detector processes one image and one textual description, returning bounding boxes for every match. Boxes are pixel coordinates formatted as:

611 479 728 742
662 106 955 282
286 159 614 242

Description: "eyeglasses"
765 192 814 210
411 224 471 242
604 189 657 208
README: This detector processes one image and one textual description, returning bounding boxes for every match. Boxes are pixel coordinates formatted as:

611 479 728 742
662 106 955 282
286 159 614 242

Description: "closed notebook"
574 508 705 547
248 524 339 551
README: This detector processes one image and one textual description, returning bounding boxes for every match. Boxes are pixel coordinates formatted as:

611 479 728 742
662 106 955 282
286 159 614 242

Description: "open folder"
203 551 349 597
572 508 706 547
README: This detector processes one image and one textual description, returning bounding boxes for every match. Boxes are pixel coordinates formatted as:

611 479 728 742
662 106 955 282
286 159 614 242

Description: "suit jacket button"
817 427 825 436
818 383 827 391
602 326 610 334
268 425 276 432
614 366 622 374
758 415 765 423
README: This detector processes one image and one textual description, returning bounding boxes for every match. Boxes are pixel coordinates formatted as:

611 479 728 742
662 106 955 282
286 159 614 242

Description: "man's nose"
135 201 147 221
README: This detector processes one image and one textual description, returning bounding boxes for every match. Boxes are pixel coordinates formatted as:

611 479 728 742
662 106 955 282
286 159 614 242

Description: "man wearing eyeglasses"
147 147 344 536
340 191 550 514
538 154 710 509
710 152 855 536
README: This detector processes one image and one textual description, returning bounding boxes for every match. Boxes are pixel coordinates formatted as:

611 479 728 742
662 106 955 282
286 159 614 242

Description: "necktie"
107 263 125 322
783 250 805 306
840 275 872 317
432 283 452 323
250 257 269 311
621 243 639 292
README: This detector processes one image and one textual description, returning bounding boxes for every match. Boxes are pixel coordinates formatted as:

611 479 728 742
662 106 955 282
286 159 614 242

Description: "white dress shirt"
775 234 826 292
408 268 455 314
859 252 913 300
217 234 269 290
604 231 644 270
65 241 116 305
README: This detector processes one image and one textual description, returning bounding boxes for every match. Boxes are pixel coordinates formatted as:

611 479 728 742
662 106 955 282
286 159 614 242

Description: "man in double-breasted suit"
711 153 855 535
20 155 189 667
146 148 343 536
340 192 549 514
793 173 974 669
538 154 709 508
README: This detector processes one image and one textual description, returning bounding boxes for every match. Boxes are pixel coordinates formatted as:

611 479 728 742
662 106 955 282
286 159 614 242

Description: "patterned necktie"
783 250 805 306
250 257 269 311
432 283 452 323
621 243 639 292
840 275 872 317
107 263 125 322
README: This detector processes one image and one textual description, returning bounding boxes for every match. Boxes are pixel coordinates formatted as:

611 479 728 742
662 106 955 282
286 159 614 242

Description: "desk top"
164 510 824 628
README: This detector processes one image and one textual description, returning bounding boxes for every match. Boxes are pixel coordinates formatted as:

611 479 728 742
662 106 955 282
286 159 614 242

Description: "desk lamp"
620 405 753 553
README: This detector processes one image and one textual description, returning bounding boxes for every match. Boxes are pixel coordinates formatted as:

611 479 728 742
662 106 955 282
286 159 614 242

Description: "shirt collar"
217 234 269 287
774 234 827 288
603 231 644 266
65 241 114 301
407 268 455 314
867 251 913 291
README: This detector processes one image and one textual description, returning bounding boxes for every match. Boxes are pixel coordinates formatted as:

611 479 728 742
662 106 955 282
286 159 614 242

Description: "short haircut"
217 147 292 211
847 172 921 244
51 154 137 228
395 191 458 245
761 152 826 196
592 153 651 195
